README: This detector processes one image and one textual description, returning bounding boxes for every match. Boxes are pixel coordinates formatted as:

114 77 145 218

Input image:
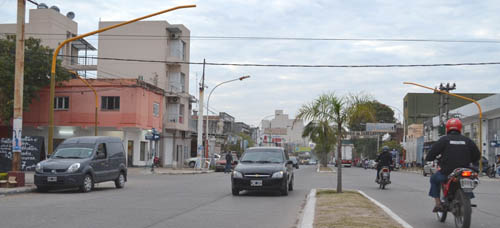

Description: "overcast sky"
2 0 500 126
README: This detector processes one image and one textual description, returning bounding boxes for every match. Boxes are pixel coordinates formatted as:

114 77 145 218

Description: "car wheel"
281 180 289 196
80 174 94 193
232 187 239 196
114 172 126 189
36 186 49 193
189 161 196 168
288 176 294 191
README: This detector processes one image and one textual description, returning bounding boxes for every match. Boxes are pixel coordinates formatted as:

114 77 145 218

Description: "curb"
358 190 413 228
144 170 215 175
0 186 36 197
298 189 316 228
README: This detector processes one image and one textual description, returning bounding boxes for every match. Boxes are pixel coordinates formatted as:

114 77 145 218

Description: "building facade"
260 110 308 150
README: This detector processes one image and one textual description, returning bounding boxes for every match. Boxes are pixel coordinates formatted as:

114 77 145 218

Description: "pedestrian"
224 152 233 174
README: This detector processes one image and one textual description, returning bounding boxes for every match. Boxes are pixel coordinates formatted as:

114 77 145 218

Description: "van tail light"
462 170 472 177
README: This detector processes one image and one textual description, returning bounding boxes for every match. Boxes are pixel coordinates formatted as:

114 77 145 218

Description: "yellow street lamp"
403 82 484 172
48 4 196 154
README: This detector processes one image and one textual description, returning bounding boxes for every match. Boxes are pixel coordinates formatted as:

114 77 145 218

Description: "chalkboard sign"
0 136 44 172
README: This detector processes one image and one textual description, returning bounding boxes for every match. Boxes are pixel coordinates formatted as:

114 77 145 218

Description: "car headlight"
67 163 81 173
272 171 284 178
35 163 43 173
232 171 243 178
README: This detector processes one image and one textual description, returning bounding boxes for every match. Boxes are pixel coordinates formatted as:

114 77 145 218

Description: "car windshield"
240 149 284 163
53 144 94 159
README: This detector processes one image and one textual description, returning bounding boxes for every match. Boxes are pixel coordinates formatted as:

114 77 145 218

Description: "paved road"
0 166 324 228
343 167 500 228
1 166 499 228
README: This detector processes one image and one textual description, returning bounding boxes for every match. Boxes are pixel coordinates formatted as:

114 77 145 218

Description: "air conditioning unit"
167 97 180 104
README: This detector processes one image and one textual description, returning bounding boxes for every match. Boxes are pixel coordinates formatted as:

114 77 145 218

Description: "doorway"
127 140 134 167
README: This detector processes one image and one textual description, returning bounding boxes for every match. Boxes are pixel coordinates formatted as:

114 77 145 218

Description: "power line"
65 55 500 68
3 32 500 44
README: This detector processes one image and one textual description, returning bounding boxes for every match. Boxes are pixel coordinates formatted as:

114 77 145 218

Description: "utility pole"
196 59 205 168
12 0 26 173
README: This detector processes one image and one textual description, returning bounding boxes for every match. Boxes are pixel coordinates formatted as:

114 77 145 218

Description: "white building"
260 110 308 149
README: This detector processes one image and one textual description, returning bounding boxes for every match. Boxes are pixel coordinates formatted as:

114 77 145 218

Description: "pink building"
23 79 164 167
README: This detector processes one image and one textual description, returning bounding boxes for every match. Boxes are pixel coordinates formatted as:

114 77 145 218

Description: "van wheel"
115 172 126 189
189 161 196 168
36 186 49 193
80 174 94 193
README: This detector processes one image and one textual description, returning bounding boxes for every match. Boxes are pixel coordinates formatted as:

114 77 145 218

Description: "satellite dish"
37 3 48 9
50 5 60 12
66 12 75 20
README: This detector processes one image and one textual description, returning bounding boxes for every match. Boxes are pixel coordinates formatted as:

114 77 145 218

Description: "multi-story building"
95 18 192 168
192 112 236 155
0 7 96 74
260 110 308 149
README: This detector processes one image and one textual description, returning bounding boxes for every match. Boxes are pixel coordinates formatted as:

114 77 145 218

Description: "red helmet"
446 118 462 133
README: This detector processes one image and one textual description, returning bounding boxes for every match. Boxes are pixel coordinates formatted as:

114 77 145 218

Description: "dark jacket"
376 151 393 168
225 153 233 163
425 131 480 176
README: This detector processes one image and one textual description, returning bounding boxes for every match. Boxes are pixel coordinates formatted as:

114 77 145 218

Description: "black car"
34 136 127 193
231 147 294 196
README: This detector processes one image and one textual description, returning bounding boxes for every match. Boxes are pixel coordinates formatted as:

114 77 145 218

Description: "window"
180 73 186 93
179 104 184 123
96 143 107 160
140 141 148 161
181 40 186 60
54 96 69 110
101 96 120 111
153 103 160 117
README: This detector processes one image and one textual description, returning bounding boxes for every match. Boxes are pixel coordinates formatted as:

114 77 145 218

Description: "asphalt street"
1 166 499 228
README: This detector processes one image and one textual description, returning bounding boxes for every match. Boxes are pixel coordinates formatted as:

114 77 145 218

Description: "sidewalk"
0 172 36 196
128 167 215 175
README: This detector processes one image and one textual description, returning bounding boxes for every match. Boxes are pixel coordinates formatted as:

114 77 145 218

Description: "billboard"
366 123 396 133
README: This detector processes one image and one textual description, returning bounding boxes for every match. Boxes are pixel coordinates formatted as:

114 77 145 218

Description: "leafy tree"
379 140 403 153
296 92 375 193
0 36 71 124
352 138 378 159
348 101 395 130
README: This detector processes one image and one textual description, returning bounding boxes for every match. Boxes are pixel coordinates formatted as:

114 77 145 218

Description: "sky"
1 0 500 126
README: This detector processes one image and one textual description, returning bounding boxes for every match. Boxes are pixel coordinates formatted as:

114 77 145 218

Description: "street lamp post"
205 76 250 160
403 82 484 172
47 4 196 155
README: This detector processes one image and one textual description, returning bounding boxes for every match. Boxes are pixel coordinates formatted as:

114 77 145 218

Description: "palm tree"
296 92 374 193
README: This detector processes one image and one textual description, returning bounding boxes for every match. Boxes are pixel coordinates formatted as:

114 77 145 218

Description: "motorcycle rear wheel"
453 189 472 228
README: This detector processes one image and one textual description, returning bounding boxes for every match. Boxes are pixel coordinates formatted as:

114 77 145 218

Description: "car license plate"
47 176 57 182
460 179 475 190
250 180 262 187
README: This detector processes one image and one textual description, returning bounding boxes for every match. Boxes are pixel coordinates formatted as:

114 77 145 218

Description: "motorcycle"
377 166 391 189
436 167 480 228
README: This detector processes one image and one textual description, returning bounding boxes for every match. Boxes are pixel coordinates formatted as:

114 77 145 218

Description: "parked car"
34 136 127 193
368 160 377 169
216 153 238 172
290 156 299 169
185 153 220 168
423 161 437 176
309 159 317 165
231 147 294 196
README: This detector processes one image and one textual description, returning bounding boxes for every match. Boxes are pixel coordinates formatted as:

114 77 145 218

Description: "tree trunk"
336 123 343 193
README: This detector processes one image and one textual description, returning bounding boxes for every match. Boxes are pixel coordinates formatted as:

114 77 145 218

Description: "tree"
301 120 335 167
348 101 396 130
297 92 375 193
352 138 378 159
0 36 71 124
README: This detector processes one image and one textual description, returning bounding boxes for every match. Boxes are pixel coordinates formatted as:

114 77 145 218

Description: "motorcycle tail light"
462 170 472 177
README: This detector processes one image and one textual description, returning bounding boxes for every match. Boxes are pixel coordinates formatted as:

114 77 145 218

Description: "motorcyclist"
375 146 393 182
425 118 480 212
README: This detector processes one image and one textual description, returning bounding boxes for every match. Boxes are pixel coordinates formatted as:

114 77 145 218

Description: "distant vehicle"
309 159 317 165
186 154 220 168
423 161 437 176
300 159 310 165
216 153 238 172
231 147 294 196
341 144 353 167
368 160 377 169
290 156 299 169
34 136 127 193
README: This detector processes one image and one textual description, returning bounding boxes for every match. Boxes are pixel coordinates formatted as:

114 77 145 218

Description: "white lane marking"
358 190 414 228
299 189 317 228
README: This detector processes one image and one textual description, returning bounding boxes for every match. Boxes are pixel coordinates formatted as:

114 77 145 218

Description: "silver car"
423 161 437 176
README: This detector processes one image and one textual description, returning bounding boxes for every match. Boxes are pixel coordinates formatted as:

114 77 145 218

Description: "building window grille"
54 96 69 110
101 96 120 111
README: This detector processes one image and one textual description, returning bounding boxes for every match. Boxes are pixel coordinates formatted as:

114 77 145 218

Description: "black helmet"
382 146 390 152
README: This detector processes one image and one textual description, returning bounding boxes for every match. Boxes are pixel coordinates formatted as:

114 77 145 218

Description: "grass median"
319 166 334 172
314 190 403 228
